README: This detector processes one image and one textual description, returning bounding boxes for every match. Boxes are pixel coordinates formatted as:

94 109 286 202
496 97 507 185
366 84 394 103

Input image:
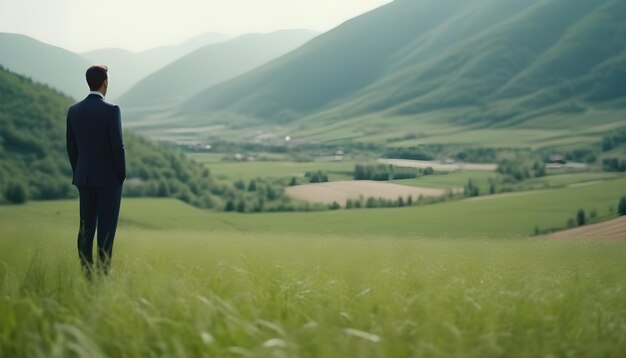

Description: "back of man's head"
86 65 108 91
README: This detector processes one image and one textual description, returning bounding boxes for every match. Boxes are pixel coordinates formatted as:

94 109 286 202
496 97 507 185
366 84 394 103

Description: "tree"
247 180 257 192
619 196 626 216
234 180 246 190
577 209 586 226
236 200 246 213
464 180 480 197
5 183 28 204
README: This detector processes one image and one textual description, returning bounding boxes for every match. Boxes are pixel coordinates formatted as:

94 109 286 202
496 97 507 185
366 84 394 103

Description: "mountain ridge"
82 31 233 99
0 33 90 99
118 29 319 117
180 0 626 135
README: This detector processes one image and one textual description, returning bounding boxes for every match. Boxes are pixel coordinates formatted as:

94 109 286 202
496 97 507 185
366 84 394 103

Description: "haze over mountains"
2 0 625 148
180 0 626 135
82 32 233 100
118 30 318 118
0 33 90 99
0 31 234 100
0 30 317 103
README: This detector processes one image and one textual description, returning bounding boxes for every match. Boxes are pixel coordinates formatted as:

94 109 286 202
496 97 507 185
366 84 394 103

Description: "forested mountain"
82 31 232 100
182 0 626 126
0 33 90 99
0 66 219 207
118 30 318 116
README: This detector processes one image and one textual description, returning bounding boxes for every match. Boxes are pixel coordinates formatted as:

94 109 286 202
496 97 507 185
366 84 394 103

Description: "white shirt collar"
89 91 104 98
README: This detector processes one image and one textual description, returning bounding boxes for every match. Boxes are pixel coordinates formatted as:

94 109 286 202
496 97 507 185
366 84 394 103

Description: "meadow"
186 153 357 182
1 177 626 357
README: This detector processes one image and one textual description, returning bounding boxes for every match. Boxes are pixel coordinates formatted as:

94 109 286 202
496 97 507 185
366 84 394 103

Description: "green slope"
0 33 90 99
0 67 220 207
118 30 318 118
179 0 626 143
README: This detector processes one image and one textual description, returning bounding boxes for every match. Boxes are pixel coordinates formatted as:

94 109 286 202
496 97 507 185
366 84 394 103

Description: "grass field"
1 178 626 357
187 154 358 181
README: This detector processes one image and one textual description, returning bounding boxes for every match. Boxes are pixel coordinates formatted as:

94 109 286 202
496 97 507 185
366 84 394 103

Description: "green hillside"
179 0 626 146
0 33 90 99
0 67 220 207
118 30 318 118
82 31 232 100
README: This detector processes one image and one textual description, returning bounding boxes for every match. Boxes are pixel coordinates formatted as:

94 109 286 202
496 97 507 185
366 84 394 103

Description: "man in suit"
66 65 126 276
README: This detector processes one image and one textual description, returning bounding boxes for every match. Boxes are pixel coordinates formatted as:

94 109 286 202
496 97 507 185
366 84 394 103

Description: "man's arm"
66 108 78 173
109 105 126 184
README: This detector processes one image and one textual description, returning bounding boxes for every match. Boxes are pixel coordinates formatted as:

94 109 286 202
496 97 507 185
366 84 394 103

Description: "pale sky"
0 0 392 53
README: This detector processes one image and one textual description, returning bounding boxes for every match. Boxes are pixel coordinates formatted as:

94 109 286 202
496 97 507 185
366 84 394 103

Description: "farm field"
187 153 358 181
551 216 626 241
285 180 449 205
378 159 497 172
1 179 626 356
394 171 497 191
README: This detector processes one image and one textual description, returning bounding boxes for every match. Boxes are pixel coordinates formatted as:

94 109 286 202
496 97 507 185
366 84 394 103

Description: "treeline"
325 191 461 211
354 164 433 181
222 178 304 213
383 147 434 161
496 158 545 181
0 67 222 208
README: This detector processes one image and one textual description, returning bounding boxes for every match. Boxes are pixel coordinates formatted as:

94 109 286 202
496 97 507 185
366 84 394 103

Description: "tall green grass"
1 178 625 357
1 230 626 357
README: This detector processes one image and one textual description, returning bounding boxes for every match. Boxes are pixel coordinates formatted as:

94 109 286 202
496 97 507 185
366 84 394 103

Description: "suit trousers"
77 185 122 273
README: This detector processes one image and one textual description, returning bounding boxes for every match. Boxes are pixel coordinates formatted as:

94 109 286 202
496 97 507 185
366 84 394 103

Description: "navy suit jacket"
66 94 126 187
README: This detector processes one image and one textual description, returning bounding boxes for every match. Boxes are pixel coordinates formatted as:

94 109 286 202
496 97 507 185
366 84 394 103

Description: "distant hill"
181 0 626 133
82 32 233 100
118 30 318 118
0 66 219 207
0 33 90 99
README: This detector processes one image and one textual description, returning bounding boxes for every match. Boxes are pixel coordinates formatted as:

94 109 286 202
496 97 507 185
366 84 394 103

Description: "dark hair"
86 65 108 91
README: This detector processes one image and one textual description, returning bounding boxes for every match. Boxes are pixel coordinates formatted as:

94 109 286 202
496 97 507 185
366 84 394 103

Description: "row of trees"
602 158 626 172
496 159 545 181
354 164 432 181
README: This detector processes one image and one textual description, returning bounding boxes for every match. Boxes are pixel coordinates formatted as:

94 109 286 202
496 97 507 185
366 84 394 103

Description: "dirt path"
550 216 626 241
285 180 447 205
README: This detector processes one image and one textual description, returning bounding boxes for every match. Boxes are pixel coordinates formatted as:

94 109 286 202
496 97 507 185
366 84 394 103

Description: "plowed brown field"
285 180 447 205
551 216 626 241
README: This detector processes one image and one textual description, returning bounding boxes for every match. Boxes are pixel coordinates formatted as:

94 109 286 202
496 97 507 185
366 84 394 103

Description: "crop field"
285 181 449 205
1 177 626 357
187 154 358 181
394 171 497 191
378 159 497 172
551 216 626 241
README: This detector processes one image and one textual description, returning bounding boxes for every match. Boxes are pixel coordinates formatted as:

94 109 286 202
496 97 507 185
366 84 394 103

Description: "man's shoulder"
100 98 120 112
71 97 119 109
67 98 120 121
